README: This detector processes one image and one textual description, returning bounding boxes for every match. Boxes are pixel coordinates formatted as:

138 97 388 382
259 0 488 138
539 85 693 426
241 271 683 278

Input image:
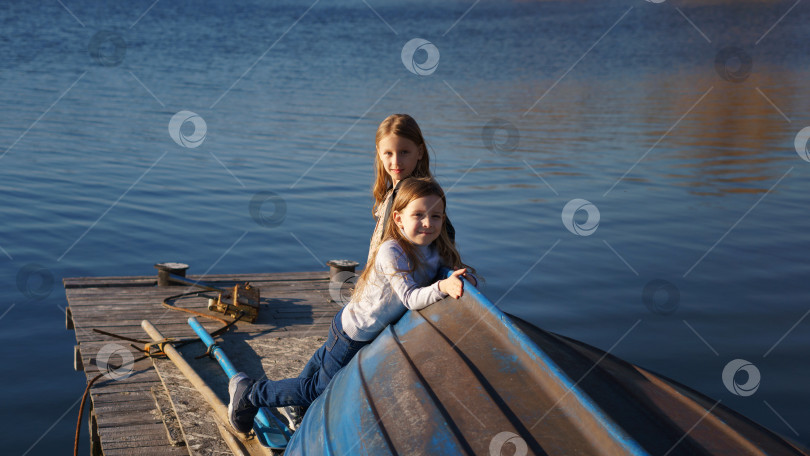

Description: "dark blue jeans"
248 309 369 407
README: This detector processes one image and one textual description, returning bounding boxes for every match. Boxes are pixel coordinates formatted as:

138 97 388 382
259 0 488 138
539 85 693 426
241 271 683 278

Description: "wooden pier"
64 266 345 455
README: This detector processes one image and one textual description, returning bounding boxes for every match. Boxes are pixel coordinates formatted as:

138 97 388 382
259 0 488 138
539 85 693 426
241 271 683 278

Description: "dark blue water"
2 0 809 453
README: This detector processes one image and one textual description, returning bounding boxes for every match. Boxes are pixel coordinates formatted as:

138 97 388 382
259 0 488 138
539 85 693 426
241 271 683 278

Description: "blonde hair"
356 178 471 298
372 114 432 215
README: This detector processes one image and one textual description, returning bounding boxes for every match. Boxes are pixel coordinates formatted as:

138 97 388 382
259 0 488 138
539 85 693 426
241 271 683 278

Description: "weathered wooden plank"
64 276 156 288
65 288 331 304
100 438 175 451
70 311 205 322
92 390 154 404
94 410 163 428
66 297 330 311
71 308 200 319
92 398 157 414
74 325 219 344
83 364 160 383
102 445 189 456
76 345 154 361
101 439 185 452
75 306 335 319
97 423 168 438
97 427 169 444
66 294 194 303
98 430 186 452
66 287 329 300
72 319 193 333
280 324 332 336
64 270 329 288
87 381 158 394
81 367 157 383
67 292 192 303
65 273 329 288
73 319 195 333
101 436 181 451
268 305 338 313
84 373 161 389
73 314 335 332
192 271 329 281
151 385 186 447
78 352 155 370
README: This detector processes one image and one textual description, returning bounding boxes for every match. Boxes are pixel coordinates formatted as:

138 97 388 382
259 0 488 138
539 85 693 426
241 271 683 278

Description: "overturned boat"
285 279 807 455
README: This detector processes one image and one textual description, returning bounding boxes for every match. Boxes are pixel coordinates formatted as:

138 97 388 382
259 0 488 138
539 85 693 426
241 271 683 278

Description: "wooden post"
74 345 83 371
66 307 74 330
154 262 189 287
326 259 359 282
90 410 102 456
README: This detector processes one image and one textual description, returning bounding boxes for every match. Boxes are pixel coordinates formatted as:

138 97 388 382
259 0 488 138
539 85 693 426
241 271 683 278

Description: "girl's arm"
379 246 447 310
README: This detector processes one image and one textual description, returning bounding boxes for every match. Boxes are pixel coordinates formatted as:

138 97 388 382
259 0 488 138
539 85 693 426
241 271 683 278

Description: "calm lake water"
2 0 809 453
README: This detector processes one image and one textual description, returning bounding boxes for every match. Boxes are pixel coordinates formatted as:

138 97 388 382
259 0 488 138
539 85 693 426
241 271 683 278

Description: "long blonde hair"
356 178 470 298
372 114 432 215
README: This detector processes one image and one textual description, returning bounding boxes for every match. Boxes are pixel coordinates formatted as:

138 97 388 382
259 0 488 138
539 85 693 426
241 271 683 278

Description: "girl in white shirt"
343 177 475 341
228 178 475 434
367 114 456 264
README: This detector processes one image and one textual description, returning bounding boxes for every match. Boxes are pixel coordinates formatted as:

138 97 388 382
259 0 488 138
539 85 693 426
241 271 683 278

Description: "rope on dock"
73 288 247 455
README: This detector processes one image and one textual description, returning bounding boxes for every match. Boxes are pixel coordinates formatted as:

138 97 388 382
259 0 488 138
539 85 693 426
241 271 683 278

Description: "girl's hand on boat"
439 269 466 299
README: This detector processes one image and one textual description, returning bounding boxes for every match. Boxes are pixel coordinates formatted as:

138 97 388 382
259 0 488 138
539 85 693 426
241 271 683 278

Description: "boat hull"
285 282 807 455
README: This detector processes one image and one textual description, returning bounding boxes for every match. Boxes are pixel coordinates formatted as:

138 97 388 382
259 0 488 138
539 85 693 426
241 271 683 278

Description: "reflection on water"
1 0 809 452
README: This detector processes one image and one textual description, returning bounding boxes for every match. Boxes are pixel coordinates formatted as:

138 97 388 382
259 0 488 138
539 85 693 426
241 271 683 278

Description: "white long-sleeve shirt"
342 239 448 341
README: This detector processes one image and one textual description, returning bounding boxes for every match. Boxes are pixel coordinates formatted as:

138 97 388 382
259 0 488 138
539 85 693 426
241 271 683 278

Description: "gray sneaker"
228 373 258 434
279 405 306 431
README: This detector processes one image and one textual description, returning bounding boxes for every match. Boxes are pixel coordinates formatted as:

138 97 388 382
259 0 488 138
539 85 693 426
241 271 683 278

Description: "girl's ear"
393 211 403 228
417 144 425 160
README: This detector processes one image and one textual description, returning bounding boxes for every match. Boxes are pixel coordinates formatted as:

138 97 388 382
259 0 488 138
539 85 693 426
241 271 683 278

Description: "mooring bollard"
326 259 359 282
154 262 190 287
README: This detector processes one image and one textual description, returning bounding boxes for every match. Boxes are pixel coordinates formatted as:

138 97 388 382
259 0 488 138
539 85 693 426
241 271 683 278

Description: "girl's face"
393 195 444 246
377 134 424 185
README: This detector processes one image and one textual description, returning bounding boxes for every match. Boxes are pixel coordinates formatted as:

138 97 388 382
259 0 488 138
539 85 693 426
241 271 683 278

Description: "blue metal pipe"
187 317 291 448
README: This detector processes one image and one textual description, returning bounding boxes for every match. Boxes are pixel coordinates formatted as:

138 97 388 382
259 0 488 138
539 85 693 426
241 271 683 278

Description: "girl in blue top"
228 178 475 435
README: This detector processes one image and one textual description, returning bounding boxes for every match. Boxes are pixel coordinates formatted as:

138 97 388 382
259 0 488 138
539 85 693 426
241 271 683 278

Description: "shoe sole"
228 374 248 433
279 407 298 431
